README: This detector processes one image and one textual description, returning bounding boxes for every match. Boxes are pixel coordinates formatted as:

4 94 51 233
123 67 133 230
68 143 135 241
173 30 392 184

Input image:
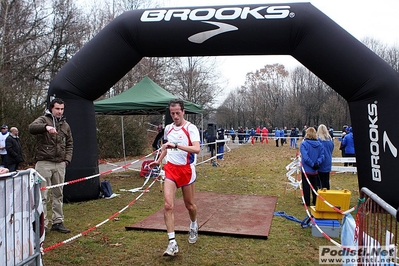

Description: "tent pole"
201 113 204 174
121 116 127 168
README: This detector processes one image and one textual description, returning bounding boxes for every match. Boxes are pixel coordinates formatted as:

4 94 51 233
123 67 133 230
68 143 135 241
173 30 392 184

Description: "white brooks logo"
383 131 397 157
188 21 238 44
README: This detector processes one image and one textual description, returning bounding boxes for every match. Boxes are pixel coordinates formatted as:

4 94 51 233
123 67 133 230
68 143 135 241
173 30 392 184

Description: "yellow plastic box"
310 206 344 220
315 188 351 213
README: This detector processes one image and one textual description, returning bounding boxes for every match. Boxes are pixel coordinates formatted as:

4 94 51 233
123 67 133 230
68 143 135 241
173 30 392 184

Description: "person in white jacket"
0 124 9 167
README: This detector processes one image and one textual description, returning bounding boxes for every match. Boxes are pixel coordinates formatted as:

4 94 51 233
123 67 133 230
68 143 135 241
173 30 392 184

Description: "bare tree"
44 0 88 80
217 89 241 129
0 0 49 113
216 63 352 131
100 57 173 99
169 57 222 106
80 0 175 100
243 64 289 127
386 46 399 72
5 0 397 163
0 0 57 163
362 37 399 72
166 57 223 124
319 92 350 128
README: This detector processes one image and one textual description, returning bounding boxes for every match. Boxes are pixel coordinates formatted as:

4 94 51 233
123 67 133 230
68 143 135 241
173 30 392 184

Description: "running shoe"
188 227 198 244
163 241 179 256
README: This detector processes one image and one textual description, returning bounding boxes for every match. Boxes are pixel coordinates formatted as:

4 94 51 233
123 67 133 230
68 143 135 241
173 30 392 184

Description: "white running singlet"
164 122 200 165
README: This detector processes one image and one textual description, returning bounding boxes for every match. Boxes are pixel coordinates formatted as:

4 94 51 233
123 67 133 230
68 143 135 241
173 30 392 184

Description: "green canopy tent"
94 76 202 115
94 76 203 162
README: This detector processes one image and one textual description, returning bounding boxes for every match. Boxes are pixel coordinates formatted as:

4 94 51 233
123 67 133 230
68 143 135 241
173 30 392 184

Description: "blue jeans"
217 145 224 159
290 138 297 148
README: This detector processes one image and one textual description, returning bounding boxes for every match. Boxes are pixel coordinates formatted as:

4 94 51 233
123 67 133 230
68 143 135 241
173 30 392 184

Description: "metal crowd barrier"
0 169 43 266
357 187 399 265
331 157 357 173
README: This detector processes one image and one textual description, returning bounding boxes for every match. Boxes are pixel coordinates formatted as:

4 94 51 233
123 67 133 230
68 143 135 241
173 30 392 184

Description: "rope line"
37 138 259 191
39 149 161 191
274 211 302 224
299 163 357 215
299 163 357 252
287 154 357 215
40 142 237 253
42 173 162 253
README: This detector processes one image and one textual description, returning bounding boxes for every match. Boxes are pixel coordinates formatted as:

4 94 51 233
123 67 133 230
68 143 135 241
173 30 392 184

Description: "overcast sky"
160 0 399 93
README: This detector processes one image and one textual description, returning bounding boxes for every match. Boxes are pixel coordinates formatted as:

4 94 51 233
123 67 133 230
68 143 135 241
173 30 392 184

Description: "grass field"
42 139 359 265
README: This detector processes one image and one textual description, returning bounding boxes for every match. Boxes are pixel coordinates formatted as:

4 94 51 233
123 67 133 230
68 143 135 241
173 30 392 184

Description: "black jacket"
6 134 24 164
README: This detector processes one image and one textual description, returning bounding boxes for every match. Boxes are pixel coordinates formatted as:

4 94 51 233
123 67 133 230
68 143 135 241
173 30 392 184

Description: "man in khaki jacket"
29 98 73 233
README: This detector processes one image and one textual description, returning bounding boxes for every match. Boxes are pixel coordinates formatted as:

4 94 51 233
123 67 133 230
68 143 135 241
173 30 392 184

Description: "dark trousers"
1 154 7 168
345 153 356 167
302 172 321 206
318 171 330 190
209 145 215 158
341 150 347 166
8 163 19 172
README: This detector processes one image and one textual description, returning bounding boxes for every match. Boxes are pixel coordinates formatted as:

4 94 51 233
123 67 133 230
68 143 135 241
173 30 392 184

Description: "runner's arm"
176 141 200 154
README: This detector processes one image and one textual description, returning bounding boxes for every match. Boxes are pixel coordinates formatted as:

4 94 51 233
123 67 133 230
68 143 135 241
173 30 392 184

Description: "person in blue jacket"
274 127 280 147
341 127 356 167
250 128 256 145
300 127 325 206
317 124 334 189
229 128 236 143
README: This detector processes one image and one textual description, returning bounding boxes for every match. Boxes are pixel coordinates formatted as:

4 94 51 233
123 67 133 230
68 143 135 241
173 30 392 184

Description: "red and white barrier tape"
300 162 356 251
42 144 237 254
40 149 160 191
42 172 161 253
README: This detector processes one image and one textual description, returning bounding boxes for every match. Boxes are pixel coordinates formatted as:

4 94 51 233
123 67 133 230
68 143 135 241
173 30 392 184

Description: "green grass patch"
42 140 359 265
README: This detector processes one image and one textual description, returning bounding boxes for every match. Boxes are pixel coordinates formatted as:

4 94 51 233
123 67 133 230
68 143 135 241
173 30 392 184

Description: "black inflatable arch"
49 3 399 207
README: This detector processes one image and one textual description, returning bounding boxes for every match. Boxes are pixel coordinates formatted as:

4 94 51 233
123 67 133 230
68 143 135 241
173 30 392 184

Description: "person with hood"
6 127 24 172
229 128 236 143
250 127 256 145
274 127 280 147
342 126 356 167
300 127 325 206
316 124 334 189
261 126 269 144
255 126 261 143
0 124 9 167
29 98 73 234
339 125 348 165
